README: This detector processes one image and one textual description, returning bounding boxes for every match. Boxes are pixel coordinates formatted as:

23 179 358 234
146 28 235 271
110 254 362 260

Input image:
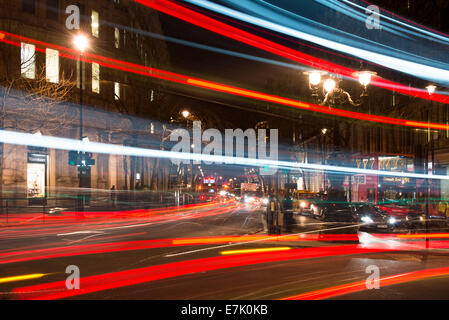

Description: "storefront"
27 148 48 205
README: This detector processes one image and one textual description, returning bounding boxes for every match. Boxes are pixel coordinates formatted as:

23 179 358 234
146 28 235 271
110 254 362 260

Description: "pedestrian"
110 185 116 206
266 190 276 235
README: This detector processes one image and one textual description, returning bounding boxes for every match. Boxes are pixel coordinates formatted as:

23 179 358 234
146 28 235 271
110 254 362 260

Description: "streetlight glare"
358 71 374 87
73 34 89 53
182 110 190 118
309 71 321 86
323 78 336 93
426 85 437 95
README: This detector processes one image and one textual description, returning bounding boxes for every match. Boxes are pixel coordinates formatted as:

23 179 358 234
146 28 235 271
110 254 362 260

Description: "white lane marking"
164 223 365 258
57 230 105 236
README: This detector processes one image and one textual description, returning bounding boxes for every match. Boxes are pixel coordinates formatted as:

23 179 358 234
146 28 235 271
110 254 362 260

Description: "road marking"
0 273 52 284
165 223 364 257
221 247 291 255
58 230 104 236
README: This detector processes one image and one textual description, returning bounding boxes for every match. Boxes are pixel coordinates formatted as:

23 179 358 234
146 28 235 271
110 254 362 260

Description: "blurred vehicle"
292 191 320 215
356 194 424 231
240 182 263 205
309 190 357 222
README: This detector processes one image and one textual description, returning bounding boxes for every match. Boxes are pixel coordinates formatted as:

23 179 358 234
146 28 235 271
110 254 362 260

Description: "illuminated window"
21 43 35 79
91 10 99 38
114 82 120 100
114 28 120 48
92 63 100 93
45 48 59 83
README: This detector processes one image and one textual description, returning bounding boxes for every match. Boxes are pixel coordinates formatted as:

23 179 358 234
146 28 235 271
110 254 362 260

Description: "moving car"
292 191 320 215
305 190 357 222
356 202 424 231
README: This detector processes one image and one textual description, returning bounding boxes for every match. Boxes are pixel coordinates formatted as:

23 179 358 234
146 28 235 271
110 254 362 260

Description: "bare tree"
0 65 77 134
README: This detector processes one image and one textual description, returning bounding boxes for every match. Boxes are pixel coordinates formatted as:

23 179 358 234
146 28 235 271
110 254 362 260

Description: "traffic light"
68 151 79 166
68 151 95 166
84 152 95 166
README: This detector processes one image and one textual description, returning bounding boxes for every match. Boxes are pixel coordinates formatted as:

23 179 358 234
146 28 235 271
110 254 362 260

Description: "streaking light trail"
2 30 449 130
184 0 449 86
283 266 449 300
0 130 448 181
135 0 449 104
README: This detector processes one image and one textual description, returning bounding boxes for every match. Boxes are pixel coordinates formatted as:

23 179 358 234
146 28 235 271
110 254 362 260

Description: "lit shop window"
91 10 99 38
92 63 100 93
21 43 35 79
45 48 59 83
114 27 120 48
114 82 120 100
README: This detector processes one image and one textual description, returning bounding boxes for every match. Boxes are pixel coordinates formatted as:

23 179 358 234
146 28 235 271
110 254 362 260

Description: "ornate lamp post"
304 70 375 195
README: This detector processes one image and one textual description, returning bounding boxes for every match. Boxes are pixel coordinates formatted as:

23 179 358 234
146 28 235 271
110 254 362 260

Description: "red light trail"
283 266 449 300
1 30 448 130
13 245 392 300
134 0 449 104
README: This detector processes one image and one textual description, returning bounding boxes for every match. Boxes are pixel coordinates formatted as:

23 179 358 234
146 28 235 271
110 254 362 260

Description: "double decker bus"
351 154 416 205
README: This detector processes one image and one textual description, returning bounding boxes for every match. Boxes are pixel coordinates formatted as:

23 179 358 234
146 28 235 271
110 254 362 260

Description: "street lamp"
426 84 437 96
73 34 89 210
305 70 374 197
181 110 190 118
424 85 437 245
73 34 89 140
305 70 374 107
323 78 336 94
73 34 88 53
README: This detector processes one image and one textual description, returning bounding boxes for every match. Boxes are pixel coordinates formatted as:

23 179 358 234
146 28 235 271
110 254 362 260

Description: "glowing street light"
305 70 326 87
323 78 336 93
426 84 437 95
181 110 190 118
308 71 322 86
357 71 375 87
73 34 89 54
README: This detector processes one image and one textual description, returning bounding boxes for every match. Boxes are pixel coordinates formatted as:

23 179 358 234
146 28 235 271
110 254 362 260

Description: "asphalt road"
1 201 449 300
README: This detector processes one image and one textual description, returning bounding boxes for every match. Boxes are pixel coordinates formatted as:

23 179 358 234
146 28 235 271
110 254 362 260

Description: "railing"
0 190 203 225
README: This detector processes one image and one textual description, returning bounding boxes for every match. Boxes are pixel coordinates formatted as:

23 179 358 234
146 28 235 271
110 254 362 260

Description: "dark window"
46 0 59 20
22 0 35 14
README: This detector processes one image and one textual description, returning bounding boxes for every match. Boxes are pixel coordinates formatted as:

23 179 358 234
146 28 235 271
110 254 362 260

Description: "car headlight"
310 204 316 211
245 197 254 203
361 216 374 224
262 198 269 205
388 217 397 224
300 201 308 208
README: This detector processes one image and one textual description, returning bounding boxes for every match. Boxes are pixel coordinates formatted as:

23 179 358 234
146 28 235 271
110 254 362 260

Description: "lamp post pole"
425 85 437 246
73 34 89 211
79 52 83 140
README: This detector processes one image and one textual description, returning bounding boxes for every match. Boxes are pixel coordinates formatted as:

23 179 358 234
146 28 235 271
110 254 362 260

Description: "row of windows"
22 1 124 51
20 42 121 99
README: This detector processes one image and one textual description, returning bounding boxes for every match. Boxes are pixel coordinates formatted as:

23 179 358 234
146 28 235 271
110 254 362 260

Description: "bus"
351 154 416 205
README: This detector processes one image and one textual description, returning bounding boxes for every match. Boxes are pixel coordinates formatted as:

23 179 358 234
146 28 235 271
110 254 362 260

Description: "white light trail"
1 130 447 181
